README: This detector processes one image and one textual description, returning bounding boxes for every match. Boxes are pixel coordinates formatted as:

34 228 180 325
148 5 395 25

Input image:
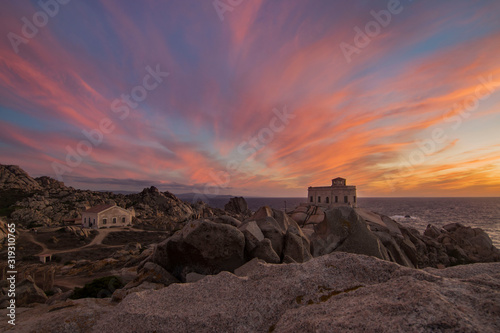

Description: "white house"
81 204 132 229
307 177 357 208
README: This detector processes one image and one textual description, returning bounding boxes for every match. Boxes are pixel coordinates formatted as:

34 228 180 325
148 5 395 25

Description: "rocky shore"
1 164 499 332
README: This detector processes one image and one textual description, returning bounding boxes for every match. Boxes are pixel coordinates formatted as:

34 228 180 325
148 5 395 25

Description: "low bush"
70 276 124 299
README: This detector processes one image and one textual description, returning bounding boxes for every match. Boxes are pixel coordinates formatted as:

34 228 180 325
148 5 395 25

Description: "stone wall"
307 186 356 207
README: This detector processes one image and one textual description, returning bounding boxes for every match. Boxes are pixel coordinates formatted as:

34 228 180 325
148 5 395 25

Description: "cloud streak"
0 0 499 197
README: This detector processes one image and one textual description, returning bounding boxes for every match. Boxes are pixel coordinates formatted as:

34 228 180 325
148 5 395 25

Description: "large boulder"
13 276 48 306
238 221 265 253
250 238 281 264
151 219 246 280
310 206 389 260
247 206 313 262
224 197 251 217
425 223 500 264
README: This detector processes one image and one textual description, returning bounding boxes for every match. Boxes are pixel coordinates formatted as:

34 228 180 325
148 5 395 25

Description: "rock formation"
224 196 252 217
3 253 499 332
0 165 42 191
0 165 202 229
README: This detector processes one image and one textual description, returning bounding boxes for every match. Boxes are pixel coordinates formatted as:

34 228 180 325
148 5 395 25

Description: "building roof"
332 177 346 181
84 204 116 213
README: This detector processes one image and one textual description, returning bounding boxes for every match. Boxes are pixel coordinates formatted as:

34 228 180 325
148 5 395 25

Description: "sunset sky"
1 0 499 197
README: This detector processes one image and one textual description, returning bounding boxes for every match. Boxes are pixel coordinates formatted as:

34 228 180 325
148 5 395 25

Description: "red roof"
84 204 115 213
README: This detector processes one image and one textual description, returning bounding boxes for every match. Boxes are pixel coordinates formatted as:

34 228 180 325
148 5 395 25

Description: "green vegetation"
70 276 124 299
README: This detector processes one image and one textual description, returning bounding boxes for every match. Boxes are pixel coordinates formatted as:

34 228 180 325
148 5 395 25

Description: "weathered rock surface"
247 206 313 263
291 205 500 269
9 277 47 306
310 206 388 260
250 238 281 263
0 165 41 191
151 219 246 280
5 253 499 332
425 222 500 264
224 196 251 217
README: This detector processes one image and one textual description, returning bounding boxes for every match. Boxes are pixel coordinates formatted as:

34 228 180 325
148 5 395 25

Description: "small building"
307 177 357 208
81 204 132 229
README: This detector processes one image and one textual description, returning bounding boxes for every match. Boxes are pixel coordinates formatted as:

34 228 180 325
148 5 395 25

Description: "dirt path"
23 231 49 254
25 227 162 257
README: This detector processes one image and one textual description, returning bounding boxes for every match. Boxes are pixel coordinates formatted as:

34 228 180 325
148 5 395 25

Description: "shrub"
70 276 124 299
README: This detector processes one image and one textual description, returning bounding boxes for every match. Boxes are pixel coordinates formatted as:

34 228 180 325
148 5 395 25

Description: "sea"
202 197 500 248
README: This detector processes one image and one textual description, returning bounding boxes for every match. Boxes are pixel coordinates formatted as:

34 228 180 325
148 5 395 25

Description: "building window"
310 196 313 202
113 217 117 224
354 196 356 203
84 218 86 223
326 197 329 203
344 196 348 203
122 217 126 223
318 196 321 203
103 218 107 225
335 196 338 203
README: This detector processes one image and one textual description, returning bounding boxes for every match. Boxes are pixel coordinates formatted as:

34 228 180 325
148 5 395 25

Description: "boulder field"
2 252 499 332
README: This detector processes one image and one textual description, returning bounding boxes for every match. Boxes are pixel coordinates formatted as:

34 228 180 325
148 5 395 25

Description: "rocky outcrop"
309 206 388 260
224 197 251 217
1 166 199 229
245 206 312 263
127 187 194 223
10 277 47 306
151 219 246 280
289 205 500 269
424 223 500 264
0 165 41 191
6 253 500 332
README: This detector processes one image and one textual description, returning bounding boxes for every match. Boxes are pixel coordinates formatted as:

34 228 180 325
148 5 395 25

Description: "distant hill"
0 164 225 227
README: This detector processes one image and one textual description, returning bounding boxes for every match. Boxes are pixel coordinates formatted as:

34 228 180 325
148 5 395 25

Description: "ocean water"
204 197 500 247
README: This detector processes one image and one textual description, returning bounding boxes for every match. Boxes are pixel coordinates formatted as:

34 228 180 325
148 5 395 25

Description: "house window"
113 217 117 224
103 218 107 225
326 197 329 203
84 218 86 223
344 196 348 203
122 217 126 223
310 196 313 202
335 196 338 203
354 196 356 203
318 196 321 203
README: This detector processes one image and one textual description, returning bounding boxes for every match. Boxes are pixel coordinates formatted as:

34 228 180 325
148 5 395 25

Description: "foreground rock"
4 253 499 332
151 219 245 280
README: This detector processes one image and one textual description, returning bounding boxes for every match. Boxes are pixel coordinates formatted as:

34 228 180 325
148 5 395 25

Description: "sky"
0 0 499 198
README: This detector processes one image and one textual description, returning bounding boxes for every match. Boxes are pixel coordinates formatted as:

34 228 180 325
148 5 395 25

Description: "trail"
25 226 164 256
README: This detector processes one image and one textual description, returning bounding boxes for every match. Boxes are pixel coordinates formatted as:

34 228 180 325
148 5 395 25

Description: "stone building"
81 204 132 229
307 177 357 207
